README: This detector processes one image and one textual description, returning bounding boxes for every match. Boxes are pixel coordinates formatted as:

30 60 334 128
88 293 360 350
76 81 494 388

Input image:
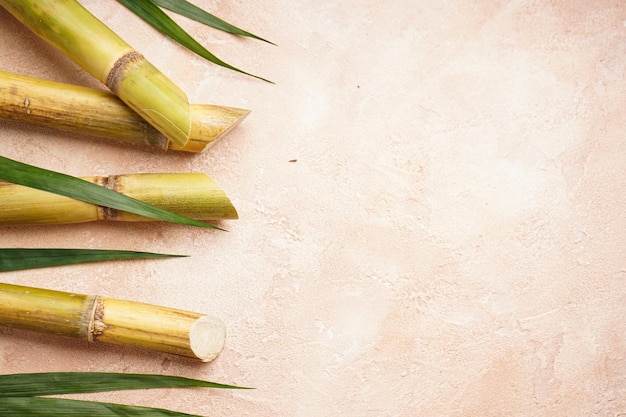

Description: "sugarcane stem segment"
0 283 226 362
0 173 238 226
0 70 250 152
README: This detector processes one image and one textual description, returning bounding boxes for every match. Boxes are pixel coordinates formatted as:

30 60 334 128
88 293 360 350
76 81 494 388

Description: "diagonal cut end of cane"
168 105 251 153
190 316 226 362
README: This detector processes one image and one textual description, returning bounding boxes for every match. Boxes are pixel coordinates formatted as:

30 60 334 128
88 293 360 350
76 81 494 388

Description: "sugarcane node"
100 174 123 221
106 51 143 94
88 296 108 342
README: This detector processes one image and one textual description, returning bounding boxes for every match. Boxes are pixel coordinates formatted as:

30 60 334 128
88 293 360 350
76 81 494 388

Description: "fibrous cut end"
189 315 226 362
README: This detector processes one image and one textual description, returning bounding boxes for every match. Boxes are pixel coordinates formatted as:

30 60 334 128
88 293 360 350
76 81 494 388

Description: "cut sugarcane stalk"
0 70 250 152
0 0 193 148
0 282 225 362
0 173 238 226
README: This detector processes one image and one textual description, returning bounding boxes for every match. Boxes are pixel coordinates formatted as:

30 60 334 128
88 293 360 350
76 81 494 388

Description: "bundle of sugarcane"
0 0 264 376
0 172 238 226
0 282 225 362
0 70 250 152
0 0 245 150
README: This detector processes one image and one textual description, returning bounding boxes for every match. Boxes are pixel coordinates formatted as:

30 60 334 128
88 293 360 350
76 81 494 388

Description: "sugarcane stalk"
0 0 193 148
0 282 225 362
0 173 238 226
0 70 250 152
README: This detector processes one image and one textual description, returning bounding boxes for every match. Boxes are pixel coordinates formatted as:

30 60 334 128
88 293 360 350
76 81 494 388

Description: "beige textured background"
1 1 625 415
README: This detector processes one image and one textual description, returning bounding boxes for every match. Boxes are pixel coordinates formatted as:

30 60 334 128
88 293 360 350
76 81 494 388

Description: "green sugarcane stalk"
0 70 250 152
0 0 194 148
0 282 226 362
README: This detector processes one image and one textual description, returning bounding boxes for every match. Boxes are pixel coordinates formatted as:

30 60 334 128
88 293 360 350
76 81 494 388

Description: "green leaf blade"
116 0 272 83
0 397 202 416
0 372 249 397
0 155 221 230
0 248 185 272
151 0 274 45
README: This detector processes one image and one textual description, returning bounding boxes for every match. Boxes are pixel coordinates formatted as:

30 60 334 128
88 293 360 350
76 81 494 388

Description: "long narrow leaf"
152 0 274 44
0 397 201 416
0 248 184 272
117 0 271 82
0 372 249 397
0 155 221 230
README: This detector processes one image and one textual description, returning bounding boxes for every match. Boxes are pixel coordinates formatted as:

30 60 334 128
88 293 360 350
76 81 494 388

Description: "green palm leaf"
117 0 272 82
0 372 248 397
151 0 274 44
0 397 202 416
0 248 184 272
0 155 221 230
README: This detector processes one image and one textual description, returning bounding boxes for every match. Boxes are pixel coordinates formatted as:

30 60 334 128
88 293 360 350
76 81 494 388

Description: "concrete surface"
0 1 625 415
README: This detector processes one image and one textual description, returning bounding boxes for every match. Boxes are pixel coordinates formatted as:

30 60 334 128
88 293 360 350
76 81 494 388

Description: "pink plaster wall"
0 1 625 415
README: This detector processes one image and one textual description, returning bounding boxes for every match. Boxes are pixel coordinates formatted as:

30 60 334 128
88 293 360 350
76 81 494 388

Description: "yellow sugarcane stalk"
0 173 238 226
0 70 250 152
0 282 225 362
0 0 193 148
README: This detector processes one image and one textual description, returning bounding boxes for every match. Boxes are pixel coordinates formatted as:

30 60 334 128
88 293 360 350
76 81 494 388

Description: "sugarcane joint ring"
106 51 144 94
